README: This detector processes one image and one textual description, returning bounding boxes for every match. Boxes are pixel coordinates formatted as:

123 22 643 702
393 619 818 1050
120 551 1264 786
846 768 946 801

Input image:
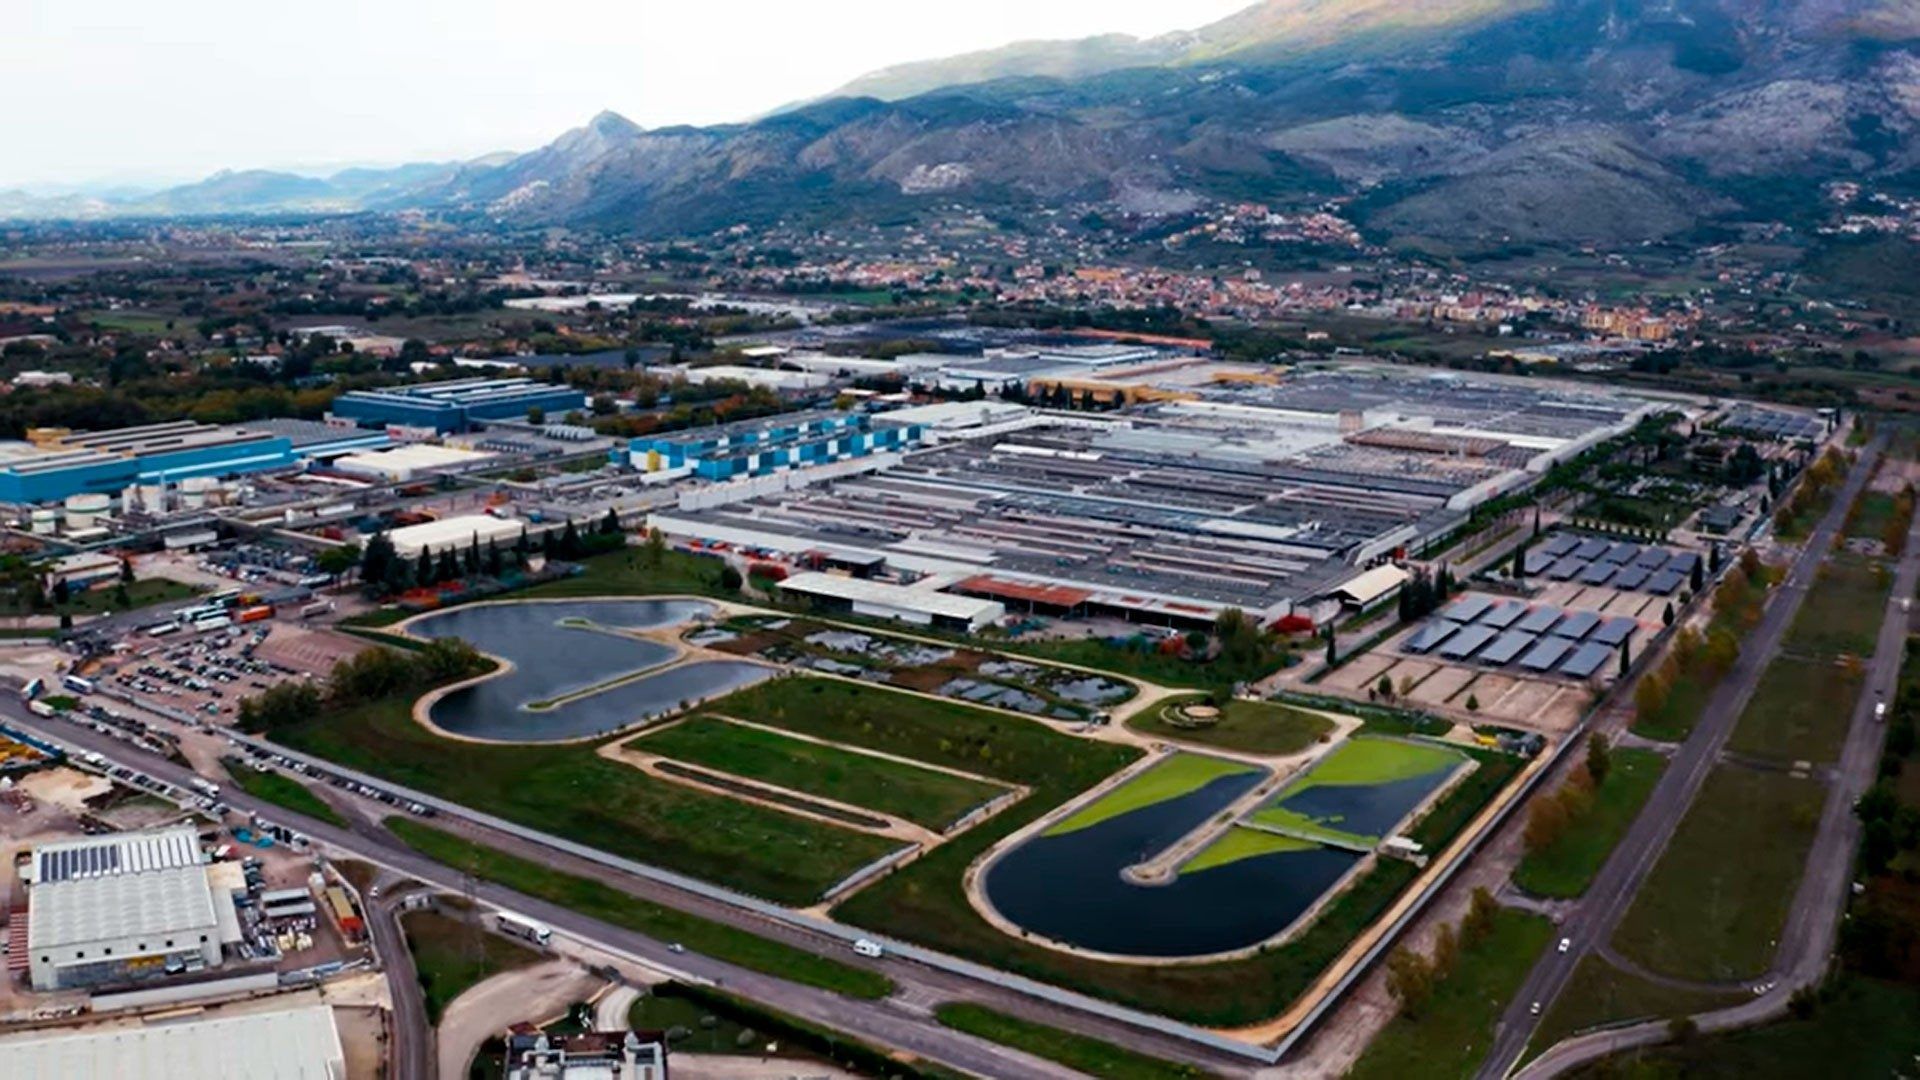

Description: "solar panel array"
1404 595 1638 677
1527 538 1701 594
1723 406 1824 442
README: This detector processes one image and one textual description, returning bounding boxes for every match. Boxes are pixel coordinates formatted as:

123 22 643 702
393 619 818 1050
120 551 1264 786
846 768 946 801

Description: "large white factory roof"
0 1004 346 1080
333 443 493 480
779 572 1005 622
27 865 220 952
387 513 532 557
29 825 204 885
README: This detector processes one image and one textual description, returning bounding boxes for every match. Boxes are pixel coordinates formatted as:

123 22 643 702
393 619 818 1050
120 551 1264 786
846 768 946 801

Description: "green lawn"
386 819 892 1000
1348 908 1555 1080
222 761 347 828
1565 977 1920 1079
1125 695 1336 756
1532 954 1746 1059
1611 765 1826 981
1046 753 1255 837
995 634 1288 692
1726 656 1863 765
402 909 541 1023
632 715 1007 831
3 576 200 617
271 681 903 906
1845 490 1901 542
627 990 760 1055
1786 555 1891 660
1631 671 1714 743
1181 827 1315 876
1513 749 1667 899
519 547 736 601
933 1003 1210 1079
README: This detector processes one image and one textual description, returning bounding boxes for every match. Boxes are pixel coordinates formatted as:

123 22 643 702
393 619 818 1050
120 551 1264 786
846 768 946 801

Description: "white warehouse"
777 572 1005 633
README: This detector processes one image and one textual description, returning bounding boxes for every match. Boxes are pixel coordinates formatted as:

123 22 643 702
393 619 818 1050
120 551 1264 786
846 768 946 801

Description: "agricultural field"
1125 694 1336 755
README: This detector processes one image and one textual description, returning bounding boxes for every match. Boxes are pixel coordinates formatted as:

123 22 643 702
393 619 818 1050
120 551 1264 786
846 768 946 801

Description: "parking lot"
95 622 300 724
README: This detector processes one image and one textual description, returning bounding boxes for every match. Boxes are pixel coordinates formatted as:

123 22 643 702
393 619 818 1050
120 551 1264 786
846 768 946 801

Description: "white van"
852 938 884 959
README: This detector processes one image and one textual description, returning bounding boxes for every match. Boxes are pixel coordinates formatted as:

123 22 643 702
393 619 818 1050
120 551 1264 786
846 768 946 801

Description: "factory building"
332 444 494 483
386 513 534 558
0 1004 346 1079
329 377 588 434
777 571 1006 633
628 410 924 481
22 826 241 992
0 422 300 505
505 1030 667 1080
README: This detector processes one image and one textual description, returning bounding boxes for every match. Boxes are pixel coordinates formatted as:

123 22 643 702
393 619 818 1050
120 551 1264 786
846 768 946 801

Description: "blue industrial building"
0 422 301 504
330 378 588 434
630 411 924 481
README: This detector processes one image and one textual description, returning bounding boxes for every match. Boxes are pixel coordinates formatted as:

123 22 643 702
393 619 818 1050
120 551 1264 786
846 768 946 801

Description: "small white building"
777 572 1005 633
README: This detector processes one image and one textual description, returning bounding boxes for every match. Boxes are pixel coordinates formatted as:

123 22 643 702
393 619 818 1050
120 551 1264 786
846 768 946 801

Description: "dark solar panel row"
41 845 120 883
1481 630 1538 665
1560 642 1614 679
1440 624 1499 659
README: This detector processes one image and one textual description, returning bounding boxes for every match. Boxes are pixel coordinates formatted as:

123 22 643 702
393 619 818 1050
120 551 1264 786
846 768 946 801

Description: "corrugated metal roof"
27 865 218 951
0 1004 344 1080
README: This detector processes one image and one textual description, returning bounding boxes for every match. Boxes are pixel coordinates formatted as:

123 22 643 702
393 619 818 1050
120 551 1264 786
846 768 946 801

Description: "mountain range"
11 0 1920 251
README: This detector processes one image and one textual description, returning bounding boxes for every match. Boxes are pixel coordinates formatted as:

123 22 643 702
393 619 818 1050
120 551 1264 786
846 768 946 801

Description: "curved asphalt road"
1479 440 1892 1078
365 880 432 1080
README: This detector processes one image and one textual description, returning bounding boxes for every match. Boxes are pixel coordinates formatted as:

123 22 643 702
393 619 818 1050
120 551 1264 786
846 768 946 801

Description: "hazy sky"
1 0 1251 189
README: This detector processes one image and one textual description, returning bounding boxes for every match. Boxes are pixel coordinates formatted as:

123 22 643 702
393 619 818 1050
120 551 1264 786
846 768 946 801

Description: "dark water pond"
983 774 1360 957
1273 770 1456 842
409 600 768 741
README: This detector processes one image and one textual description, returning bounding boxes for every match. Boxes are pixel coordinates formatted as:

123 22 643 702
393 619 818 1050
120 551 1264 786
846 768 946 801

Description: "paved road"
3 710 1129 1080
1513 454 1920 1077
1477 440 1885 1079
363 879 432 1080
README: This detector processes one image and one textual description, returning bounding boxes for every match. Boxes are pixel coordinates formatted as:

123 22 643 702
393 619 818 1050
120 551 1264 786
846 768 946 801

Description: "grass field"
519 547 736 601
386 819 893 999
1349 908 1554 1080
1726 656 1863 765
1125 696 1335 756
1280 735 1461 787
626 991 759 1055
1845 490 1901 542
1532 955 1746 1059
1181 827 1315 875
0 576 199 617
1786 554 1891 660
995 634 1288 692
402 909 541 1023
271 681 903 905
1045 753 1255 837
633 715 1007 831
1611 765 1825 981
222 762 346 828
1512 749 1667 899
933 1003 1210 1079
1564 976 1920 1079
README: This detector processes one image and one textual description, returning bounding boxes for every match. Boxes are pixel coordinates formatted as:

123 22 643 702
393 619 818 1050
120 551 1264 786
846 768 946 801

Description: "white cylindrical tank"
139 483 168 513
180 476 220 509
63 493 110 531
29 508 57 535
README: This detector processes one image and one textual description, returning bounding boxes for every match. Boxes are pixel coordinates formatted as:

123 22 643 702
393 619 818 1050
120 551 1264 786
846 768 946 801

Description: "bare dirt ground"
1408 665 1475 707
435 958 604 1080
256 624 366 676
1320 651 1398 692
333 1004 387 1080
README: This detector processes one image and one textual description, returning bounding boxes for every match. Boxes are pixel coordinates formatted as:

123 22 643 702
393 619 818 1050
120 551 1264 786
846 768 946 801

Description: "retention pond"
408 599 769 742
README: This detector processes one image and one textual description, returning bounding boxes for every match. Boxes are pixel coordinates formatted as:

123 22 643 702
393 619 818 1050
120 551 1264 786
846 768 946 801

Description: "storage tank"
28 508 57 535
180 476 220 510
63 492 111 532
